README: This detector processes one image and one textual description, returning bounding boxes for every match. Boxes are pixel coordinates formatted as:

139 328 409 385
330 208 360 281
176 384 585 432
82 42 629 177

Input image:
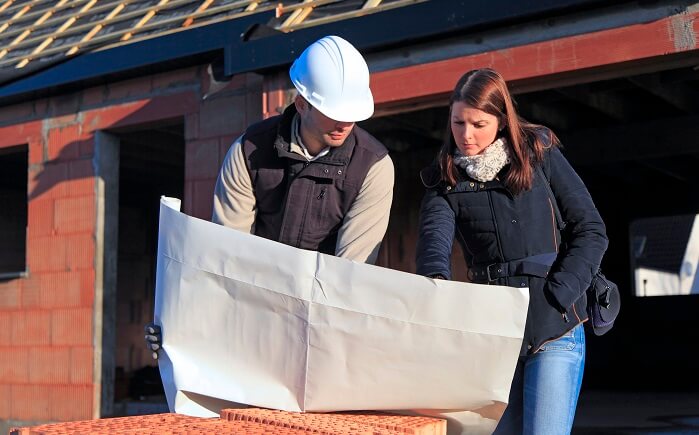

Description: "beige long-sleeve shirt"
212 122 394 265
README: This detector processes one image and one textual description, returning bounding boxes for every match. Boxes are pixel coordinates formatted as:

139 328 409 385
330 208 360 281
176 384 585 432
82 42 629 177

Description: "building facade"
1 0 698 430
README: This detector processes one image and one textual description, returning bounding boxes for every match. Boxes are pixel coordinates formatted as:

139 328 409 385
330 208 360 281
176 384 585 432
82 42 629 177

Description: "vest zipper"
279 160 311 243
294 183 313 247
317 188 326 200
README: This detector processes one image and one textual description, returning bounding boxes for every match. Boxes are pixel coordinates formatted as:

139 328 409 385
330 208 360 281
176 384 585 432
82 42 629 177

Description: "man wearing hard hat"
211 35 394 263
146 36 393 357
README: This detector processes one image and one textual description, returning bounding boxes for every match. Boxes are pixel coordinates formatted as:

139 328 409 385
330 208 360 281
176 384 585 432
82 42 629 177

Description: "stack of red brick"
10 407 446 434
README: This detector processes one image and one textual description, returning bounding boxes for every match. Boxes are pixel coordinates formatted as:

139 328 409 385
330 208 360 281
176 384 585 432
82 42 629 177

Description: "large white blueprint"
154 197 528 430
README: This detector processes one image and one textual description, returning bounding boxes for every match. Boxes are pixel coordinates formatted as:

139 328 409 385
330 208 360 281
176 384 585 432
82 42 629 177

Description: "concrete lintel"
370 2 699 108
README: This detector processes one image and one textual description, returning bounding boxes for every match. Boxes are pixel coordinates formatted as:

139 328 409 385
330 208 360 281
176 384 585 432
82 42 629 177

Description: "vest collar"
274 105 356 167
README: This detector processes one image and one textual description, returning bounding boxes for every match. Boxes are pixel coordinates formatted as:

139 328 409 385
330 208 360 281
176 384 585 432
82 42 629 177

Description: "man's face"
295 96 355 151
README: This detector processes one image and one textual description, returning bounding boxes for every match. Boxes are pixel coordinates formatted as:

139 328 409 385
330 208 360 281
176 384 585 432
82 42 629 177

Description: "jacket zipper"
572 303 583 322
548 197 559 253
486 190 505 274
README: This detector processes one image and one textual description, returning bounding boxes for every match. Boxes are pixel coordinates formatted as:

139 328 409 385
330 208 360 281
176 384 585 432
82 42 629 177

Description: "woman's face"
450 101 500 156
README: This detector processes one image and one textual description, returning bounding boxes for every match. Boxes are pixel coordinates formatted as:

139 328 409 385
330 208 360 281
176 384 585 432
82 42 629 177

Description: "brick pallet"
10 407 446 435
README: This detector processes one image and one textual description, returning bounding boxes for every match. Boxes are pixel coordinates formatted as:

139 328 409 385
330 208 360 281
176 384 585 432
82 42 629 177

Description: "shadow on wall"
29 101 168 196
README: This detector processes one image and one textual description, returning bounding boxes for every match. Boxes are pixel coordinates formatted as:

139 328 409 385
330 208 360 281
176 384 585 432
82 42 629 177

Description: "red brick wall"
0 112 96 424
0 65 264 425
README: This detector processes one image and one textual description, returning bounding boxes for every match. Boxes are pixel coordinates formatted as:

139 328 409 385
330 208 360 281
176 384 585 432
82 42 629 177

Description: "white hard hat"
289 35 374 122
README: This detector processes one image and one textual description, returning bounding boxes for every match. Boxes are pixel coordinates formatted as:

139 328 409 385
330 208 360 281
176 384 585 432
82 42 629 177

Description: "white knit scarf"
453 137 511 182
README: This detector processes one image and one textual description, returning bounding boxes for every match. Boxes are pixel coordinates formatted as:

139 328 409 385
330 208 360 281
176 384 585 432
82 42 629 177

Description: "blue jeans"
493 324 586 435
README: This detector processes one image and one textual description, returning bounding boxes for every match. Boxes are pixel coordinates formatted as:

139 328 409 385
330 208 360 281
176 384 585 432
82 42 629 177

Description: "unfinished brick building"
1 0 698 432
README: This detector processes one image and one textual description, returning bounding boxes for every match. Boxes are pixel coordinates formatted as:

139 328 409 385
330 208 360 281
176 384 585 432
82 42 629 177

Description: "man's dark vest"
241 105 388 255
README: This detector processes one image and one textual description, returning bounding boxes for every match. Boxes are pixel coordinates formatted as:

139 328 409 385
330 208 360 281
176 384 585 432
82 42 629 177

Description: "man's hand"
144 323 162 360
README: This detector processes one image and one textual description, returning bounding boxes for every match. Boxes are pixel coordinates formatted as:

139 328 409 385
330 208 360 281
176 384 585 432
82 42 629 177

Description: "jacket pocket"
306 179 353 235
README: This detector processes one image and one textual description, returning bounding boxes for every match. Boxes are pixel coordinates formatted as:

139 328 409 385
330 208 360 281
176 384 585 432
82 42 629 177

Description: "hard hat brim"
308 89 374 123
290 77 374 122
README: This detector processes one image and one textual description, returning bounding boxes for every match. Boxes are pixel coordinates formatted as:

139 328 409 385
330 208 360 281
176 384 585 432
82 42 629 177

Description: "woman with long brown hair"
416 68 608 434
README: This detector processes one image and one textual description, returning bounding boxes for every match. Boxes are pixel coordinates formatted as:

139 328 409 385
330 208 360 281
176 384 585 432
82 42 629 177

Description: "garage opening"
361 65 699 391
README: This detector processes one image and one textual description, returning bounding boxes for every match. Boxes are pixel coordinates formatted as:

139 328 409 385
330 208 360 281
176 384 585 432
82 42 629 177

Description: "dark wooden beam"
635 155 699 185
628 74 699 113
556 84 638 121
516 99 571 132
561 113 699 166
364 114 445 143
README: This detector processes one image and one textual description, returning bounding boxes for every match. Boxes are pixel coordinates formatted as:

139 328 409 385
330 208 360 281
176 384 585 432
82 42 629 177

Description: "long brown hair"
437 68 559 193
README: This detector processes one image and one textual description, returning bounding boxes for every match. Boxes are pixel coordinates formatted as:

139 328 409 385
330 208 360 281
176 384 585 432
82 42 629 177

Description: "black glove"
144 323 162 360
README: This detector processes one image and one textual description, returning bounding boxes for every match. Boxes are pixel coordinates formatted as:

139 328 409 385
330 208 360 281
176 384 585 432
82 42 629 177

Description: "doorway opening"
112 119 184 415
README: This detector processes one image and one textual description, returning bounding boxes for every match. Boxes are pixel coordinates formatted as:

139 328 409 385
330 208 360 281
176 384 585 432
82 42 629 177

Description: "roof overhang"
0 0 617 106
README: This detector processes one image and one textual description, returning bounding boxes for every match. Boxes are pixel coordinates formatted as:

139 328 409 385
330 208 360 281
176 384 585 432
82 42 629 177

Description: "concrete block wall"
0 64 264 429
